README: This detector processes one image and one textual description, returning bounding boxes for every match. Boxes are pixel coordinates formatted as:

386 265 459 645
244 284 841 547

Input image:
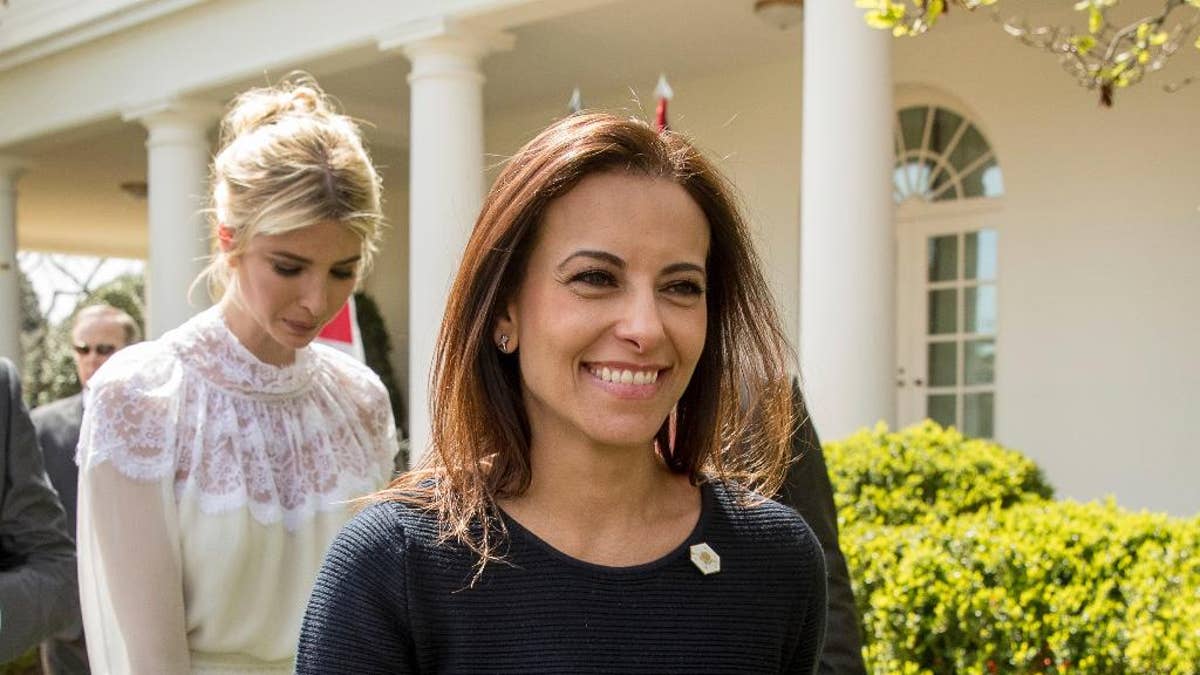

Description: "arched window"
893 105 1004 204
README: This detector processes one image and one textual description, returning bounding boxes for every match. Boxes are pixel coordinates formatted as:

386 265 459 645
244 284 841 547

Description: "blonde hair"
198 74 384 301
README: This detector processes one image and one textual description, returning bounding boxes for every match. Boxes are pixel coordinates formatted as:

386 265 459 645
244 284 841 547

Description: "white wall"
362 147 410 431
894 18 1200 516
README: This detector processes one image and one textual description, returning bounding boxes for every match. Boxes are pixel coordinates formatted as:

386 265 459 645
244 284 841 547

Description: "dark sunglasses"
73 342 119 356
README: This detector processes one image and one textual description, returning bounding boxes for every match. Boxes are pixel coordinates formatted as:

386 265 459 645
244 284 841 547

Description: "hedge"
827 422 1200 673
826 421 1054 528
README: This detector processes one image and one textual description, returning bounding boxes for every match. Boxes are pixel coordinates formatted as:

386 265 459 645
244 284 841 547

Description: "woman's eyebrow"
661 262 706 276
556 249 624 270
269 251 362 266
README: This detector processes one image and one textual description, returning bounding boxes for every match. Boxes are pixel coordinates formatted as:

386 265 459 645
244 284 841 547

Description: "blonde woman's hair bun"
221 74 335 139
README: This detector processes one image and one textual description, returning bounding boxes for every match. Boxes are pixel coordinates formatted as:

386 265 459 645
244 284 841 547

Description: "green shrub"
354 292 404 434
845 499 1200 674
0 646 38 674
829 421 1200 673
825 421 1053 528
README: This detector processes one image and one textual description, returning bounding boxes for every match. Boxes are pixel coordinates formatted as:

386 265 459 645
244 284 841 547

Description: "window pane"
927 235 957 282
980 164 1005 197
928 107 963 156
964 339 996 385
898 107 927 154
897 159 935 197
928 289 957 335
928 394 957 428
964 230 998 281
946 123 988 174
928 341 957 387
961 156 1000 199
964 284 997 334
963 392 994 438
929 164 955 200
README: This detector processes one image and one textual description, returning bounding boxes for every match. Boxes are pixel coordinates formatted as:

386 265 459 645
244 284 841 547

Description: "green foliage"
353 291 405 437
17 265 42 335
857 0 997 36
858 0 1200 106
17 265 48 400
830 421 1200 673
825 421 1053 528
0 646 38 675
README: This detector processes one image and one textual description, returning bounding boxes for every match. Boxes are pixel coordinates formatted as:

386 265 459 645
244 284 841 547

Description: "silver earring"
498 335 510 353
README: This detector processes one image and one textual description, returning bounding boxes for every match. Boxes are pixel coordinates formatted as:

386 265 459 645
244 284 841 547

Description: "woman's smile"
582 362 670 400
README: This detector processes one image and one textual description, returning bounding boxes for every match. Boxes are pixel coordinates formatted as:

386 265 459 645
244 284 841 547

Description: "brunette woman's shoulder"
705 479 824 558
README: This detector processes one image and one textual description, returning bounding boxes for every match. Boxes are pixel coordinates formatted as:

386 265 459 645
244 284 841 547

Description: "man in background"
34 304 140 675
779 379 868 675
0 357 76 664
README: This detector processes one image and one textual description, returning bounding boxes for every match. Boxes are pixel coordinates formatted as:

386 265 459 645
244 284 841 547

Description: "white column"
124 100 219 339
0 157 26 363
799 3 895 439
381 19 512 459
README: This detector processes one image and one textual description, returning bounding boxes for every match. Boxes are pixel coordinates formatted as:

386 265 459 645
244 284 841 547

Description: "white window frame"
893 86 1006 435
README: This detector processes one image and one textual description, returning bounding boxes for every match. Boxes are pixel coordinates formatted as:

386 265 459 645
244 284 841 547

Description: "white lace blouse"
76 306 398 674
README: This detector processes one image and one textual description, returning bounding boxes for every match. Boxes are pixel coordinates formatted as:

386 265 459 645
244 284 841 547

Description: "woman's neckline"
210 305 307 371
498 481 714 576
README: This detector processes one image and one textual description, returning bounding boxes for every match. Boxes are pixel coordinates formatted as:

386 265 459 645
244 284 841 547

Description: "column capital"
377 16 515 61
123 98 222 146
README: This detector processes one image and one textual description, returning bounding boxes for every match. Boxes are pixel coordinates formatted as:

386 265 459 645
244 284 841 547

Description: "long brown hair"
377 112 796 570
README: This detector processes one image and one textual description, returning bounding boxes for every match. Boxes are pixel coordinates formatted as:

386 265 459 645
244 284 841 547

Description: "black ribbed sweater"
296 481 827 674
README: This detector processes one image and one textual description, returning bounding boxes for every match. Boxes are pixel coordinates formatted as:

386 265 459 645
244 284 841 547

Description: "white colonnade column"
124 100 219 339
799 2 896 439
381 19 512 459
0 157 26 363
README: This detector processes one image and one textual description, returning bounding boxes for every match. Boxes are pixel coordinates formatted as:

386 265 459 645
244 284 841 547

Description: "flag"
654 74 673 133
316 296 365 362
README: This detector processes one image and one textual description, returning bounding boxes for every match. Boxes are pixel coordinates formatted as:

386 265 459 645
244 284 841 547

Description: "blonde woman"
76 78 397 674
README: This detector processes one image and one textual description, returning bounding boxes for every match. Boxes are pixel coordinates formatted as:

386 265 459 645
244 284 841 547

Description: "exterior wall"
894 20 1200 516
362 148 410 422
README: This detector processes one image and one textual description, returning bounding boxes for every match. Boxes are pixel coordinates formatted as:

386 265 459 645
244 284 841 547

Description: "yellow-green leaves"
860 0 1200 104
1072 34 1097 54
829 421 1200 673
858 0 909 33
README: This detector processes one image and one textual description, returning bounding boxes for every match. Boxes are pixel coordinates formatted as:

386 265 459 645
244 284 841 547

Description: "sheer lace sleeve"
77 457 190 673
76 345 190 672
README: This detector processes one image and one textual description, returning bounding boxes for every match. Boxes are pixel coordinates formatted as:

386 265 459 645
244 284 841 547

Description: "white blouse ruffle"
78 305 397 530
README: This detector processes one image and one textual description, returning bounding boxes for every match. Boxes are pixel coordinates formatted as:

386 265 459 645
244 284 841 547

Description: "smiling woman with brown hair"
297 112 827 674
74 76 398 674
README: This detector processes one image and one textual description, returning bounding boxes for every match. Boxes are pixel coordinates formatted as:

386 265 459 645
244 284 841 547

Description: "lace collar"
168 306 318 398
